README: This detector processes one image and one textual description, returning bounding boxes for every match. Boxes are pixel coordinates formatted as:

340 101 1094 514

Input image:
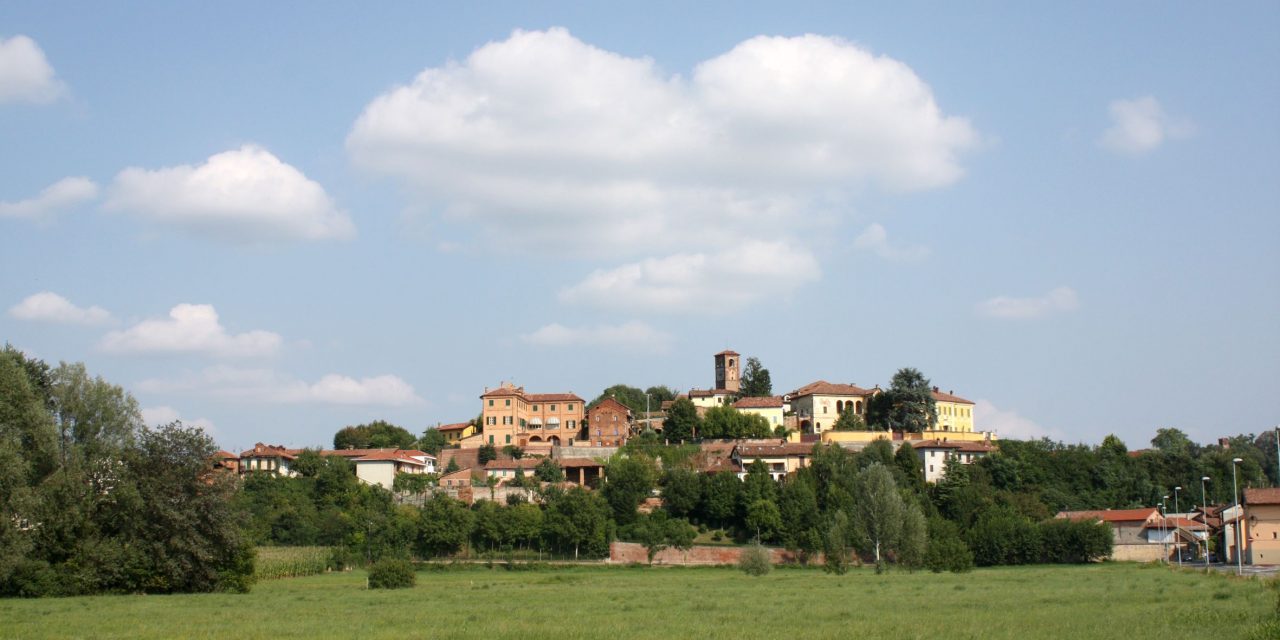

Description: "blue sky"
2 2 1277 451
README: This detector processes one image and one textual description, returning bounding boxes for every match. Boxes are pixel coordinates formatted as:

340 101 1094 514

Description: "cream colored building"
689 350 742 408
913 439 995 483
1244 488 1280 565
789 381 876 434
732 442 814 481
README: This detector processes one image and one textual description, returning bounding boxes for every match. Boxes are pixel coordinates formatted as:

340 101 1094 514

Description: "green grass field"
1 563 1275 639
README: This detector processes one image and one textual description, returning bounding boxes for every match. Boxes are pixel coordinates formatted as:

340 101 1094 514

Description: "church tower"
714 350 740 392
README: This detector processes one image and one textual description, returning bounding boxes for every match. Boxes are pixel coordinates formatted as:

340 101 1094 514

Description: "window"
505 399 511 406
488 399 494 406
822 406 828 414
489 435 494 444
505 435 511 444
612 414 617 422
929 465 934 473
567 404 574 411
550 404 557 411
532 405 539 411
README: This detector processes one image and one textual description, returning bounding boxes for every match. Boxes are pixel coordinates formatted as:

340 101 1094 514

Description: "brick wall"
609 541 824 566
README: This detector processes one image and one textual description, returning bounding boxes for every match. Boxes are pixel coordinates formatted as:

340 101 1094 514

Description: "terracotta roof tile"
736 443 814 457
789 380 874 398
437 422 472 432
1056 508 1159 523
912 439 995 453
715 350 740 356
525 393 584 403
734 396 784 409
484 458 543 470
931 389 975 404
1245 488 1280 506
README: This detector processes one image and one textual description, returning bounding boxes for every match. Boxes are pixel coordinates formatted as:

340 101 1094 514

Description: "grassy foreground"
1 563 1275 639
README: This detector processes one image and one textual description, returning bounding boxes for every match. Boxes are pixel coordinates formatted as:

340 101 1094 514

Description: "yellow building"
437 422 476 444
931 387 976 433
480 382 584 447
789 380 876 435
733 396 785 430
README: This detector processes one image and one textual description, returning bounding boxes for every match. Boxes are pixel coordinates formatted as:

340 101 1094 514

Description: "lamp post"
1232 457 1243 575
1161 495 1169 564
1274 426 1279 488
1174 486 1182 566
1201 476 1210 569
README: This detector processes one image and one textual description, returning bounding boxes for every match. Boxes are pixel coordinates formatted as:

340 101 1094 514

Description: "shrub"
1037 518 1112 564
925 518 974 573
739 544 772 577
367 559 416 589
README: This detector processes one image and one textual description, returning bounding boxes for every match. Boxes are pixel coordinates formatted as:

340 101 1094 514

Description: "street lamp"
1201 476 1210 570
1174 486 1182 566
1232 457 1244 575
1161 495 1169 564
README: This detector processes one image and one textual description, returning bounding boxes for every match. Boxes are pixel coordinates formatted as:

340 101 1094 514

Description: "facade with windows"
479 382 584 448
931 387 976 433
789 381 876 434
586 397 632 447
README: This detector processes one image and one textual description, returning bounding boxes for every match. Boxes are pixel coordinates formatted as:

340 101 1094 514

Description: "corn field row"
255 547 332 580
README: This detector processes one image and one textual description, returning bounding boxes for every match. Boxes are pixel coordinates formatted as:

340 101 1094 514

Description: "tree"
702 406 772 440
738 543 772 576
662 397 701 442
822 510 852 575
893 443 927 497
966 508 1041 566
660 467 703 519
832 408 869 432
542 487 612 560
417 428 449 456
333 420 416 450
49 362 142 464
478 443 498 465
502 445 524 460
534 458 565 483
644 386 677 406
778 478 821 557
897 500 928 571
590 384 649 414
925 517 974 573
745 500 783 543
866 368 937 432
852 465 904 564
702 472 742 528
603 455 656 526
1151 428 1195 457
739 357 773 397
444 458 460 474
416 495 474 558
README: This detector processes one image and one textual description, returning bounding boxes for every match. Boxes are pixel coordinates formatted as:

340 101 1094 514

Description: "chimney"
949 389 954 395
932 386 939 393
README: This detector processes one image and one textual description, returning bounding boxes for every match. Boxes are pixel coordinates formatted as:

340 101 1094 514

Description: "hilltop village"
228 350 996 494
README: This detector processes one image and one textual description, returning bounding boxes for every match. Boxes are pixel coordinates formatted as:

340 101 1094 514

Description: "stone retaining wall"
609 541 823 566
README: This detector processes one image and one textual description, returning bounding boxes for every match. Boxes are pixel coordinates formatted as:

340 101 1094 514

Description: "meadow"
1 563 1275 640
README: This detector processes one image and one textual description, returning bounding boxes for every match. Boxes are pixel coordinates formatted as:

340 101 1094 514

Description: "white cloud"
0 177 98 219
100 304 281 357
104 145 354 243
1099 96 1193 155
559 240 820 313
975 399 1061 441
138 365 422 406
522 321 672 352
976 286 1079 319
140 405 215 434
853 223 929 261
347 28 976 255
9 291 111 325
0 35 65 104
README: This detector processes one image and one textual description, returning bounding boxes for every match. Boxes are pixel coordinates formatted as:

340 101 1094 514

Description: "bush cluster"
367 559 416 589
738 544 772 577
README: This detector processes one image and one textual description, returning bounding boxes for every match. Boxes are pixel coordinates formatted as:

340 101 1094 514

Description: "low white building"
351 450 435 490
912 439 996 483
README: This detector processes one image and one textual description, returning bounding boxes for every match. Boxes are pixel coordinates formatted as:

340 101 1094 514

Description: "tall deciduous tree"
417 428 449 456
662 397 701 442
853 464 904 564
739 357 773 397
590 384 648 414
603 455 656 526
416 494 475 558
333 420 416 450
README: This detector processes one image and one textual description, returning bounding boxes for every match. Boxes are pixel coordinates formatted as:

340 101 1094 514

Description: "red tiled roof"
734 396 784 409
737 443 813 457
715 350 740 356
437 422 472 432
214 450 237 459
355 450 428 465
1245 488 1280 506
790 380 874 398
688 388 734 398
913 439 995 453
1056 508 1159 523
526 393 584 403
931 389 974 405
481 386 525 398
240 443 303 459
558 457 605 469
588 397 632 415
485 458 542 470
440 468 477 482
1157 517 1208 531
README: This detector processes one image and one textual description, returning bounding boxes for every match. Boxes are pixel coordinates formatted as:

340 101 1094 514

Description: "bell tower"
714 350 740 392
